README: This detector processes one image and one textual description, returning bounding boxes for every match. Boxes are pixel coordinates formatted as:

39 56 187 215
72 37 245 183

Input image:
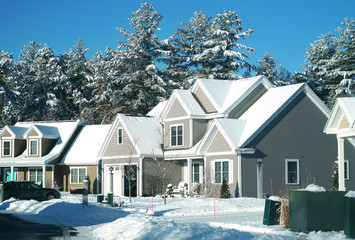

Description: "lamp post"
256 158 263 199
109 166 114 193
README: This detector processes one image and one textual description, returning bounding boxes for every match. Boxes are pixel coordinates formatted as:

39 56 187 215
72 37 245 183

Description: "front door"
4 168 18 181
124 165 137 197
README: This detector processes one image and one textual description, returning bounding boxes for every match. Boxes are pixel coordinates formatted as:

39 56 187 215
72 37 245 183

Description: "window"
70 167 87 184
192 163 200 183
118 128 123 144
214 160 229 184
345 160 350 180
4 168 18 181
29 168 43 183
286 159 299 184
171 125 183 146
29 140 38 156
2 140 11 156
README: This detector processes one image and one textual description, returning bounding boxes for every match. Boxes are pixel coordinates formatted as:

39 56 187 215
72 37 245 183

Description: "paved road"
0 213 78 240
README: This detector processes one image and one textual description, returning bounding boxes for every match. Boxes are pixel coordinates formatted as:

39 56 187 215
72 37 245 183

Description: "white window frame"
29 139 38 156
285 159 300 185
191 162 202 183
345 160 350 181
2 140 11 156
28 167 43 183
170 124 184 147
118 128 123 145
70 167 87 184
211 159 233 184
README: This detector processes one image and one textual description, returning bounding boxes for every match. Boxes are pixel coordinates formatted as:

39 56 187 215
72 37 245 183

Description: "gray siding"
193 86 216 113
103 123 137 157
206 131 232 153
229 84 267 118
166 98 188 119
192 119 208 145
241 92 355 197
164 119 191 150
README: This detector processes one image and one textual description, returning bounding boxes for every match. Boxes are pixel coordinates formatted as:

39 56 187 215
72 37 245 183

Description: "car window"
27 182 41 190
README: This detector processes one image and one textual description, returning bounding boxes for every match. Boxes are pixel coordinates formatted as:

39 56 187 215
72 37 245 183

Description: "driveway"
0 213 78 240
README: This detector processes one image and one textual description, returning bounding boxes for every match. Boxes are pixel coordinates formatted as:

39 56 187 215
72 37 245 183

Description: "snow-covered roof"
24 124 60 139
164 140 203 160
338 98 355 129
0 125 28 139
175 90 205 116
61 124 111 165
0 120 83 167
146 100 167 119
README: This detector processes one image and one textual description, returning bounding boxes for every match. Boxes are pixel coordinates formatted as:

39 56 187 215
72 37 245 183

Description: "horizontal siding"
166 98 188 119
339 116 350 129
103 123 137 157
207 131 232 153
193 119 208 145
193 86 217 113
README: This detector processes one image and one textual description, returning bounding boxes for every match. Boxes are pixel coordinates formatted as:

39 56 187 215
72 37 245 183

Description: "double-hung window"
285 159 299 184
2 140 11 156
118 128 123 144
192 163 200 183
214 160 230 184
171 125 183 146
345 160 350 180
29 140 38 156
70 167 87 184
29 168 43 183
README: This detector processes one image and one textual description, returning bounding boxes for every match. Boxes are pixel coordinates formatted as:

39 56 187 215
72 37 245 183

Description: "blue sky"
1 0 354 73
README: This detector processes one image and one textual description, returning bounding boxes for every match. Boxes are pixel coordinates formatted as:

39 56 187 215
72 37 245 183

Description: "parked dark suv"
1 181 61 201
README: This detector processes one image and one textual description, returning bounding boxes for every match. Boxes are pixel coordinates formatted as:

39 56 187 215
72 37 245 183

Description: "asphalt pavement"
0 213 78 240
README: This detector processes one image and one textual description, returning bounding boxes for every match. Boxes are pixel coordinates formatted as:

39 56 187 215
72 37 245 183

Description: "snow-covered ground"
0 193 347 239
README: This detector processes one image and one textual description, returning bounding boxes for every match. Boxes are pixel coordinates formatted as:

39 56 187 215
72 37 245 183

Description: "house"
98 114 181 197
0 120 83 188
157 76 355 198
324 97 355 191
58 124 111 194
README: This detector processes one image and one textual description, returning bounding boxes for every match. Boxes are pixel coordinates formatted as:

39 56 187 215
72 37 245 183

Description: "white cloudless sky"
1 0 354 73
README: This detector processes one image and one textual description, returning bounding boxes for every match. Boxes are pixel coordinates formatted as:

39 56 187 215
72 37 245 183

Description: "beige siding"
2 130 11 138
164 119 190 150
45 166 53 188
166 98 188 119
29 129 39 137
192 119 208 145
207 131 232 153
193 86 217 113
103 122 137 157
339 116 350 129
17 167 28 181
60 165 98 193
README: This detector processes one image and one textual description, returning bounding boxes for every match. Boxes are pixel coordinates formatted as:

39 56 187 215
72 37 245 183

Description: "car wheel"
45 193 55 200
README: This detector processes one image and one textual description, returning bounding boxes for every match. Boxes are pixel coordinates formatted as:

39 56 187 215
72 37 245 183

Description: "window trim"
2 140 11 156
70 167 87 184
345 159 350 181
29 139 38 156
118 128 123 145
28 167 43 183
285 159 300 185
170 124 184 147
211 159 232 184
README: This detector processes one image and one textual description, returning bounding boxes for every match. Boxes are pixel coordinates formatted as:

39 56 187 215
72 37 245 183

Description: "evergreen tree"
220 176 231 198
117 2 166 115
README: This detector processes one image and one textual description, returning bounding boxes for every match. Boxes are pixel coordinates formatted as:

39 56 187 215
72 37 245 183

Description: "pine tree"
220 176 231 198
117 2 166 115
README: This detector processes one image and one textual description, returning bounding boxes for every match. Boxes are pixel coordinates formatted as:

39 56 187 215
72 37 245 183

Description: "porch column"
187 159 192 194
237 155 242 197
10 166 14 181
337 137 345 191
42 165 46 188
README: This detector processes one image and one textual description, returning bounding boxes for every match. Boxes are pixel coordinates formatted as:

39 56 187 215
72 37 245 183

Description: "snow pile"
345 191 355 198
300 184 326 192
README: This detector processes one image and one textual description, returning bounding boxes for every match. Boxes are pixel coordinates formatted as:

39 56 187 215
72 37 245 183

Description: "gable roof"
324 97 355 135
0 126 28 139
198 83 331 152
60 124 111 165
0 120 83 167
99 114 163 158
24 124 60 139
190 76 274 115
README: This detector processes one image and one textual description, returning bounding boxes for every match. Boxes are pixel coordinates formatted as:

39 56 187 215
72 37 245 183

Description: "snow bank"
345 191 355 198
299 184 326 192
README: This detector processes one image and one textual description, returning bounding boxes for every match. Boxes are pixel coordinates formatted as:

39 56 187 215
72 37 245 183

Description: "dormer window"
171 124 183 146
29 140 38 156
2 140 11 156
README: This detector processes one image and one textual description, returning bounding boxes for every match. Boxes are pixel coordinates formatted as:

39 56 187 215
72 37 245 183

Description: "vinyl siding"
45 166 53 188
164 119 191 150
166 98 188 119
29 129 39 137
206 131 232 153
339 116 350 129
103 123 137 157
241 92 355 197
193 86 217 113
192 119 208 145
2 130 11 138
59 165 98 193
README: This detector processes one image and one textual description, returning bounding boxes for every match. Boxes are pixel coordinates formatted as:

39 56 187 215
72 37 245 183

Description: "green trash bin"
97 194 104 203
263 198 281 225
344 194 355 238
107 192 113 206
